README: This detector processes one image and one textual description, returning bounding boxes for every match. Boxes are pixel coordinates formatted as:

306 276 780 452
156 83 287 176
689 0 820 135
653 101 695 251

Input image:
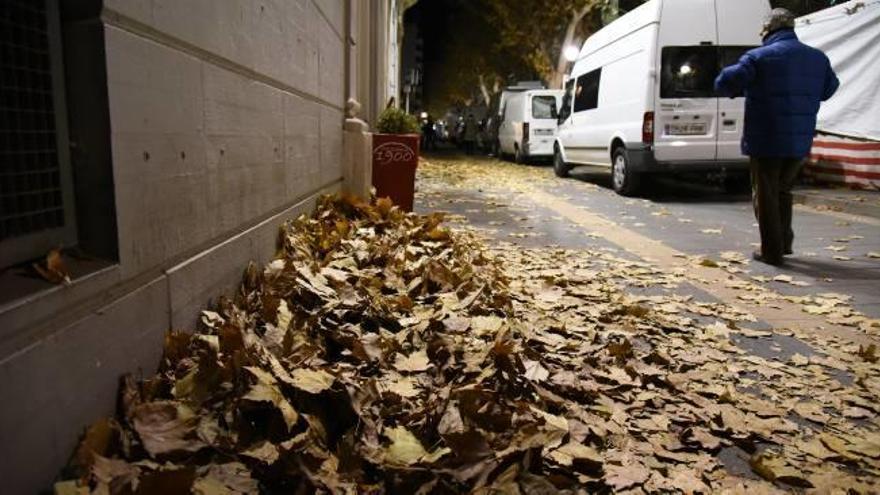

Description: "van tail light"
522 122 530 145
642 112 654 144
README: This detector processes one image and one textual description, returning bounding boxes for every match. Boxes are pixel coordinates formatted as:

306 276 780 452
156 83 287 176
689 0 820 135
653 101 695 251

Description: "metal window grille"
0 0 76 267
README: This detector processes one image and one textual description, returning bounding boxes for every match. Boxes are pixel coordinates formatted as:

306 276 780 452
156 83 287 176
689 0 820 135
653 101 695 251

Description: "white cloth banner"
796 1 880 141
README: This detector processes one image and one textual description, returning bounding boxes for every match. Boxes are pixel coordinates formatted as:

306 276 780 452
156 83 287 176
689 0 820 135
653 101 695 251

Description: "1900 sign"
371 133 420 212
373 142 415 165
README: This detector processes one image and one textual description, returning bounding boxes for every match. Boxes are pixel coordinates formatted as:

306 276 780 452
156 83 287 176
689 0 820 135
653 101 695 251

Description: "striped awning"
805 134 880 190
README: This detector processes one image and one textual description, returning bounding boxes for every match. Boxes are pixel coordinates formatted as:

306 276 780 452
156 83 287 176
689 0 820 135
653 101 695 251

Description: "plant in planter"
376 106 420 135
372 107 422 212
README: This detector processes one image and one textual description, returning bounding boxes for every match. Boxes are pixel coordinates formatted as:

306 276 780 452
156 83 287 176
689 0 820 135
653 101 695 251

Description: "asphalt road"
413 148 880 485
416 148 880 322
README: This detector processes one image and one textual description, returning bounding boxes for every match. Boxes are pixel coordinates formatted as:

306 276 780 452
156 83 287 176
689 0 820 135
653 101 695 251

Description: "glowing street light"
563 45 580 62
420 111 428 119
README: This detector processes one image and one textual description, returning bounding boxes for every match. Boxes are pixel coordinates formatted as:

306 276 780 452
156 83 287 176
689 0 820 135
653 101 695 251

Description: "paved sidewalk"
793 186 880 219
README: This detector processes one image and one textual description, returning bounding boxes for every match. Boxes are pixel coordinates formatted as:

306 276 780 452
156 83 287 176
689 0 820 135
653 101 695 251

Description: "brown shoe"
753 251 784 266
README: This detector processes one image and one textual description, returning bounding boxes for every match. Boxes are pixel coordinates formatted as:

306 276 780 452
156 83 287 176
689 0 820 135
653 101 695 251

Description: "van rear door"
653 0 718 162
715 46 757 161
655 46 719 161
527 93 562 156
529 94 559 133
715 0 768 161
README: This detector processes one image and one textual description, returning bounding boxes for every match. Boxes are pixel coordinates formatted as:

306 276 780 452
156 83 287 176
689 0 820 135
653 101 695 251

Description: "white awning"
796 1 880 141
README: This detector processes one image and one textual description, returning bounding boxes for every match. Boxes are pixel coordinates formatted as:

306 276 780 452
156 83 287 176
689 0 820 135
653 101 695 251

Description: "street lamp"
563 45 580 63
420 111 428 119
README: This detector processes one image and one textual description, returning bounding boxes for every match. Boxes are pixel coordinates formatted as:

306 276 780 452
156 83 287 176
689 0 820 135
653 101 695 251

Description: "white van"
497 89 564 163
553 0 771 195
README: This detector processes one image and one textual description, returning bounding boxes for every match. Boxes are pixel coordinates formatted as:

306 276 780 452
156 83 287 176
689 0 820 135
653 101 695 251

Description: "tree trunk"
551 3 595 89
478 73 492 107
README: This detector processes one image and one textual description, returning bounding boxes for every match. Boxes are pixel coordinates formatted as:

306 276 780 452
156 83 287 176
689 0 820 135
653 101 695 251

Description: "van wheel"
553 148 570 178
723 174 751 194
514 145 526 164
612 147 641 196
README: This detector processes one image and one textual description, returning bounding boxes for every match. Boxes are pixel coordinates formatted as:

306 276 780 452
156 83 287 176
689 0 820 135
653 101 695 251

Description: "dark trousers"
750 157 803 262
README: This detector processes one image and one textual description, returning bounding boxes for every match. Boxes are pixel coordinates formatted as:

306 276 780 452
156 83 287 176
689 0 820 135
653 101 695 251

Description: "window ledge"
0 257 120 354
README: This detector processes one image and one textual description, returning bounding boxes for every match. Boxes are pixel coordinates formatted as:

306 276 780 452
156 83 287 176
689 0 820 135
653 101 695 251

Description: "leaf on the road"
91 454 140 491
240 441 279 464
131 401 205 457
241 367 298 430
790 353 809 366
720 251 748 264
858 344 878 363
33 247 71 284
192 463 259 495
523 359 550 382
289 368 335 394
53 481 88 495
384 426 428 466
394 350 431 372
471 315 504 334
547 442 602 469
379 374 421 398
604 462 651 490
750 452 813 487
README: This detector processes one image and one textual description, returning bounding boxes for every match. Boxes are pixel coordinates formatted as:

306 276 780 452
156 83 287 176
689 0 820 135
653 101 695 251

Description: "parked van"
554 0 771 195
497 89 564 163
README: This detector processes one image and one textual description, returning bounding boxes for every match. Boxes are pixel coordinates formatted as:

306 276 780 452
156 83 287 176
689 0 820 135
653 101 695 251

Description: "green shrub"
376 107 420 135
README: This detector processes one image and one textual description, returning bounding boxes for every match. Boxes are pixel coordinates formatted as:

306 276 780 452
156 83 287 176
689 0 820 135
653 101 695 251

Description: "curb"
792 190 880 220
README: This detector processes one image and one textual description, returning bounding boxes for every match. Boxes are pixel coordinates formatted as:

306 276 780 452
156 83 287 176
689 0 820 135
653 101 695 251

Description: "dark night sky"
403 0 472 112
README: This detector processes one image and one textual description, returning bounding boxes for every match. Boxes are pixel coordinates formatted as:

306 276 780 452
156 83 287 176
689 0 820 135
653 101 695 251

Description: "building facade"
401 18 424 114
0 1 401 492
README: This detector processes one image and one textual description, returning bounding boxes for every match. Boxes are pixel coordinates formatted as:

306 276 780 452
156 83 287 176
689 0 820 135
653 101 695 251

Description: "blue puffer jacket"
715 29 839 158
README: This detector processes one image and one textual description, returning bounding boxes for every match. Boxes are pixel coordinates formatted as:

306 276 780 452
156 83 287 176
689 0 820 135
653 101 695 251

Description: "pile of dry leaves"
56 195 879 494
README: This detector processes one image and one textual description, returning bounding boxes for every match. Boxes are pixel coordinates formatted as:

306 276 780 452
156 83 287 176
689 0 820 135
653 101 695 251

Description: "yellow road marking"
794 204 880 227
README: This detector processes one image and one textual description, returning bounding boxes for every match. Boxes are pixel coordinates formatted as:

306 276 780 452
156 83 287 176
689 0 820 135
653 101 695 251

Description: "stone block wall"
0 1 347 492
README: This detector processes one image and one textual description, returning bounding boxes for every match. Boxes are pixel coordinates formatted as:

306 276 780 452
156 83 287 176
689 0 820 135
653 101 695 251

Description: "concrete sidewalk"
793 186 880 219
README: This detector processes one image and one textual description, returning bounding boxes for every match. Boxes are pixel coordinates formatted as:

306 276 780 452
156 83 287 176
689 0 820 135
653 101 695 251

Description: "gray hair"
761 8 796 38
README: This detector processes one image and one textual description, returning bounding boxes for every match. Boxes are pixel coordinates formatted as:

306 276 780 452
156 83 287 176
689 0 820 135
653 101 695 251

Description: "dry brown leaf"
131 401 204 457
604 462 650 491
33 247 71 284
289 368 335 394
394 351 431 372
384 426 427 466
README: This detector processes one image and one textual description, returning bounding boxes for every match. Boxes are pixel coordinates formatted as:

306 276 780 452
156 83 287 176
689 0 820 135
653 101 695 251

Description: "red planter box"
372 133 420 212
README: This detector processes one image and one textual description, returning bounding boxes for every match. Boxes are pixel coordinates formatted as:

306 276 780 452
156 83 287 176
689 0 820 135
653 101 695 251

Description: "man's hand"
715 53 757 98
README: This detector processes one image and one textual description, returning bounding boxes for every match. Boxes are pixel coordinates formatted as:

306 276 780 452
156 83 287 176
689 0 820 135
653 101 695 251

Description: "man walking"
715 8 838 266
463 114 478 155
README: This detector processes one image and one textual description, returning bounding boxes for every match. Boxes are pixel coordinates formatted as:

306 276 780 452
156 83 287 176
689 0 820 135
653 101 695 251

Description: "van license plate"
667 122 707 135
533 129 554 136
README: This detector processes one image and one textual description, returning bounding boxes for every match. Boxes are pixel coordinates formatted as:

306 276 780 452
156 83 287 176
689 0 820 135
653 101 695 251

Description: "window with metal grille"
0 0 76 267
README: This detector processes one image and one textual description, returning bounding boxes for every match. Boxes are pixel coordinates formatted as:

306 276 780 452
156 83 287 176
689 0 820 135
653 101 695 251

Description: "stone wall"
0 1 347 492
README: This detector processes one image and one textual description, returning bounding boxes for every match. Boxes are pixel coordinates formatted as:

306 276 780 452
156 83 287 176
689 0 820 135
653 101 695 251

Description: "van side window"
574 68 601 112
